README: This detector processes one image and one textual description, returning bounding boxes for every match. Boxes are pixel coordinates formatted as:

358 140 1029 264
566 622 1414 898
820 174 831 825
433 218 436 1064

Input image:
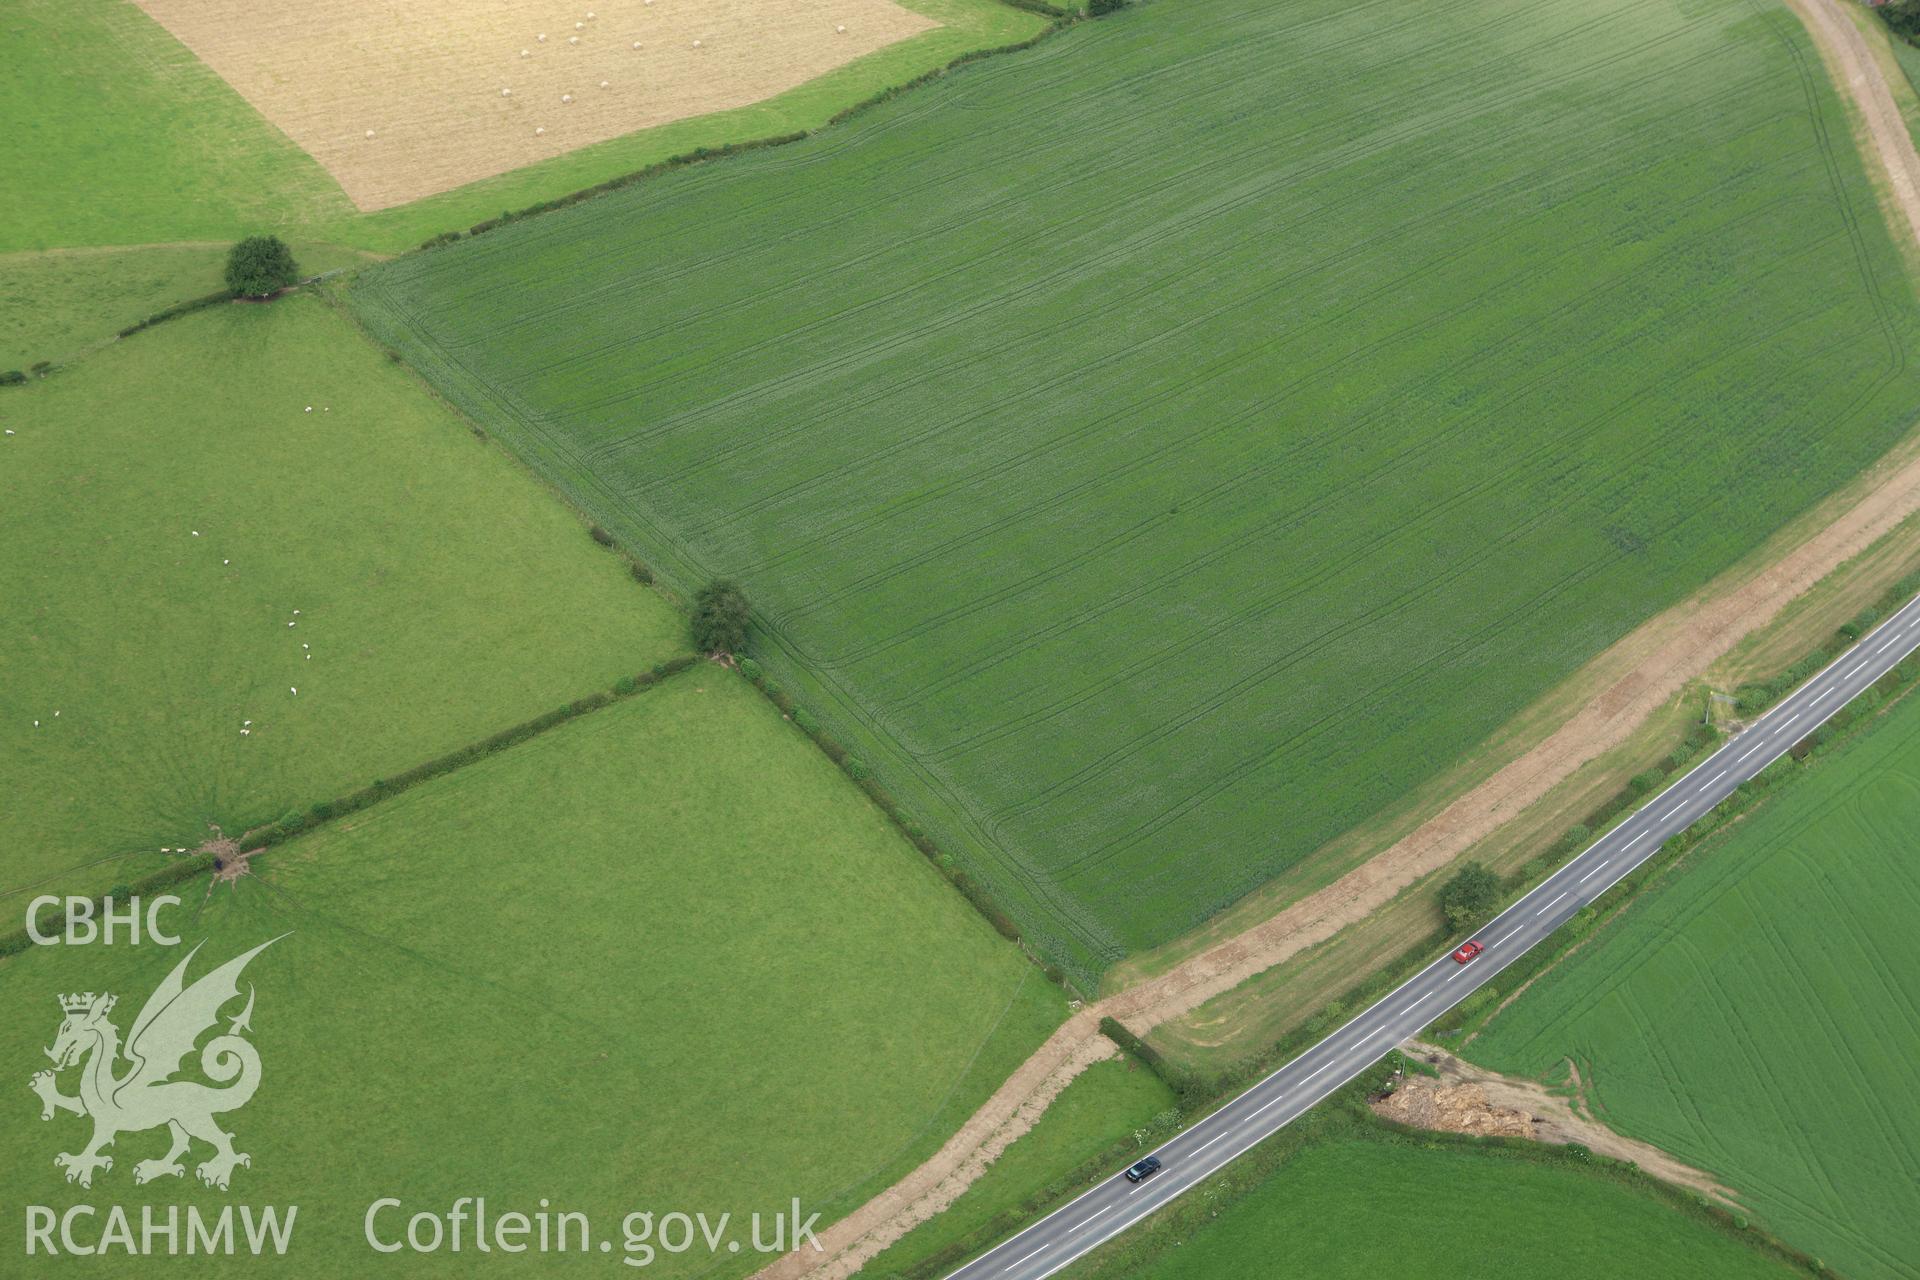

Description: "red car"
1452 940 1484 964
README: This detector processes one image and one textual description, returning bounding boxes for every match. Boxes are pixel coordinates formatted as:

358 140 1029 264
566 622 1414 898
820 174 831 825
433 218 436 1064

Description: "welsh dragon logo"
29 937 284 1191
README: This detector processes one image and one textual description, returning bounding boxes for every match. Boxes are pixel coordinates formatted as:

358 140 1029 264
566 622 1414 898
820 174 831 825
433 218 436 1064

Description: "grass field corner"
0 674 1064 1275
0 290 685 905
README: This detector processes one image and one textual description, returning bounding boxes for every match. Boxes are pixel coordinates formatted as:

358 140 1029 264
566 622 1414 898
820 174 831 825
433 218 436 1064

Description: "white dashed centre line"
1536 890 1569 917
1578 860 1609 884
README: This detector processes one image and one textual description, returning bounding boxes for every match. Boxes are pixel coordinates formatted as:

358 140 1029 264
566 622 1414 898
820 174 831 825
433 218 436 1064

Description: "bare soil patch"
1378 1041 1744 1207
130 0 939 210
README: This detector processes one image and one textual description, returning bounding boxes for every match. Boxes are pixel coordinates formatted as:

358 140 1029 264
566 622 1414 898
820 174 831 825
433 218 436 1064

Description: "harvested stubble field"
356 0 1920 982
0 676 1064 1277
0 0 1039 255
130 0 939 210
1466 685 1920 1280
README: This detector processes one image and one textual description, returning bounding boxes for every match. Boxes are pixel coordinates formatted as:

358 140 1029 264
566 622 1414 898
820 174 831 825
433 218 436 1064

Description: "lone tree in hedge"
691 579 750 655
1883 0 1920 42
224 235 299 298
1439 861 1501 932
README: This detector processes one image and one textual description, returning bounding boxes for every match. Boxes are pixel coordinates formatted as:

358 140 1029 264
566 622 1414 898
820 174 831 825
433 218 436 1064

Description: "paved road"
946 590 1920 1280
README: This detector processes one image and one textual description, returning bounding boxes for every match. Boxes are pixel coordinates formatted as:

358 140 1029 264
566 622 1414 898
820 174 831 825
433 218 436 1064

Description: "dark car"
1124 1156 1163 1183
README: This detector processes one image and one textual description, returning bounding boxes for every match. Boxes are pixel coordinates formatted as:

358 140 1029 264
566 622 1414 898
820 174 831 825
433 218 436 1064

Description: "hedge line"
728 658 1070 990
116 288 236 340
411 21 1076 253
0 656 700 962
0 852 220 962
1098 1016 1200 1104
1734 565 1920 715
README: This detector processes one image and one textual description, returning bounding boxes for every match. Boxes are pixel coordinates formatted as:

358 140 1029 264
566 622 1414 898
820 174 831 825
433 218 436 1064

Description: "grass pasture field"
0 675 1064 1276
1464 683 1920 1278
0 292 683 906
1065 1132 1805 1280
0 240 376 372
355 0 1920 981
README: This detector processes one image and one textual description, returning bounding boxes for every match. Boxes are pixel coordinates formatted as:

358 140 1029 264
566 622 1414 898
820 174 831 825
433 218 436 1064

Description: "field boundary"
0 654 698 960
399 10 1083 254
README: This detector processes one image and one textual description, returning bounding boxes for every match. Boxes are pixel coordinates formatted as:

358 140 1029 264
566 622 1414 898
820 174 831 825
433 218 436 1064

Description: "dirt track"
755 3 1920 1274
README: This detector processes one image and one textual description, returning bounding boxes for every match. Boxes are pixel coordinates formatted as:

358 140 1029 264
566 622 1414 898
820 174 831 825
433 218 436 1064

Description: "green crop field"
1465 689 1920 1279
354 0 1920 981
0 293 683 906
0 675 1062 1276
1070 1134 1803 1280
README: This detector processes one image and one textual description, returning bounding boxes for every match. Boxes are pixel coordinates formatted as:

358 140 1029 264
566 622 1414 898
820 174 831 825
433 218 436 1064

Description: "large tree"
1884 0 1920 41
691 580 751 656
224 236 300 298
1439 861 1501 932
